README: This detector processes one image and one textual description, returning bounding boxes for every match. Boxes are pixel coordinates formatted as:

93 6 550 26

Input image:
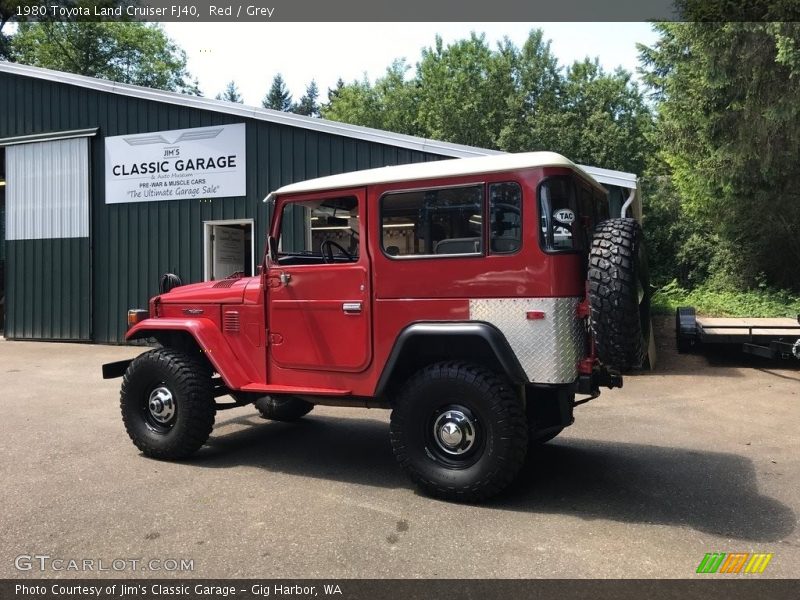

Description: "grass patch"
651 280 800 317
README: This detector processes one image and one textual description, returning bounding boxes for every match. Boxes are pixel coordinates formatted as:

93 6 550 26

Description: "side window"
277 196 359 264
381 185 483 257
538 177 582 252
489 182 522 254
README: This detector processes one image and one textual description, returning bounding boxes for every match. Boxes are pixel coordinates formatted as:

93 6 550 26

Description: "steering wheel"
320 239 353 263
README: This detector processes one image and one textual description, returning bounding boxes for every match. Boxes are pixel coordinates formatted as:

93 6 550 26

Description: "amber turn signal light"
127 309 149 329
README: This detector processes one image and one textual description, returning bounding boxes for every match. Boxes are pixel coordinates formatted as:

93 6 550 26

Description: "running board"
239 383 351 396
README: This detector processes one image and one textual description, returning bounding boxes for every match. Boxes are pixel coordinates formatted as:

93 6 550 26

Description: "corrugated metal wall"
0 71 444 343
5 238 90 340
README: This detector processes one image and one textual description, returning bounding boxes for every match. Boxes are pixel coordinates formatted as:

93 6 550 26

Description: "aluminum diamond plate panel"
469 297 585 383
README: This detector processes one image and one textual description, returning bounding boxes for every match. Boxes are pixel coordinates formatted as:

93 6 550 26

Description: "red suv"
103 152 650 502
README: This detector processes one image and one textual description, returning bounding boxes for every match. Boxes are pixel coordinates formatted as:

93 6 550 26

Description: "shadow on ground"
182 413 795 542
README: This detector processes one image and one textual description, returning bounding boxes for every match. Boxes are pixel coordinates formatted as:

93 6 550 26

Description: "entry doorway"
203 219 255 281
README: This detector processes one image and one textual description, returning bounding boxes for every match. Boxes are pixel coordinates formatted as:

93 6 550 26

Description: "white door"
211 225 245 280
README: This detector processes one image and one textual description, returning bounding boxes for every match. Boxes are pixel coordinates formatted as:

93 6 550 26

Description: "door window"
277 196 359 264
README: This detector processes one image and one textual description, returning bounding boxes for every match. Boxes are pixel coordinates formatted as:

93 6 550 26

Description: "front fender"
126 318 253 389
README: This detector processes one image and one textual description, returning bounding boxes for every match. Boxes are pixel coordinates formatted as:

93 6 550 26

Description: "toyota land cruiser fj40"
103 152 650 502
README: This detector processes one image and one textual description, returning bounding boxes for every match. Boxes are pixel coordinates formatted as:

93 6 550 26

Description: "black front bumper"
101 358 133 379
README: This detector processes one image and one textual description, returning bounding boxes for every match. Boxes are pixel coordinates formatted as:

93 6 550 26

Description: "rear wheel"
120 349 215 459
254 396 314 422
389 362 527 503
588 218 651 371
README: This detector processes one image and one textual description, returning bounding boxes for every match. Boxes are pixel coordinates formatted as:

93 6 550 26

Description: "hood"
157 277 253 305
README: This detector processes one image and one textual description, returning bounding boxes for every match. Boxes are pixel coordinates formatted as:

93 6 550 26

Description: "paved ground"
1 319 798 579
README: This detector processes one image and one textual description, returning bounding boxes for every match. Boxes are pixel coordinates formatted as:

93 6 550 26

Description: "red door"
267 189 371 373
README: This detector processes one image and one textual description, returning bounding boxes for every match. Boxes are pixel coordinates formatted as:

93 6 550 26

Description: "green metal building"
0 62 640 344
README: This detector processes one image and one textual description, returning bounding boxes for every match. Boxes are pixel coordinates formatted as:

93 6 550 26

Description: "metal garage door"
4 137 91 340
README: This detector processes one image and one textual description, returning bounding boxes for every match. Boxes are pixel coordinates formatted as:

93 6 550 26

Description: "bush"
651 280 800 317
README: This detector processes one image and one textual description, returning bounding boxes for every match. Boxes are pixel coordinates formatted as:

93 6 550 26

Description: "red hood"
158 277 254 304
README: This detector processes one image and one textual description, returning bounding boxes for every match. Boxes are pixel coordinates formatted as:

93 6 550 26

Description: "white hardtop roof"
0 62 638 191
267 151 606 201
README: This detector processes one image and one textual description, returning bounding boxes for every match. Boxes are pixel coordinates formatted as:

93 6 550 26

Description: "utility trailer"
676 307 800 360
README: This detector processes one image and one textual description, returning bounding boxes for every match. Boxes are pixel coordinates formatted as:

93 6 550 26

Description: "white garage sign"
104 123 246 204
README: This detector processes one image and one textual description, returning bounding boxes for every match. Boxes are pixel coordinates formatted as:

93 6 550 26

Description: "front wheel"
120 349 215 459
389 362 527 503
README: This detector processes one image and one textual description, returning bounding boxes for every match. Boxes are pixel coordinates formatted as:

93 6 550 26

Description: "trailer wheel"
588 218 651 371
120 349 215 459
254 396 314 422
390 362 527 503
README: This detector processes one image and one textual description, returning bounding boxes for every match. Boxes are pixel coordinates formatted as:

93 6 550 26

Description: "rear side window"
538 177 583 252
381 185 483 257
489 182 522 254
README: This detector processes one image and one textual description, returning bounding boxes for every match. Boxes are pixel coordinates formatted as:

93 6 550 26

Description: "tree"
294 80 320 117
321 29 653 172
216 80 243 103
10 21 198 93
557 59 653 175
0 1 13 61
415 33 511 148
639 23 800 290
497 30 564 153
320 75 382 128
326 78 345 104
263 73 293 111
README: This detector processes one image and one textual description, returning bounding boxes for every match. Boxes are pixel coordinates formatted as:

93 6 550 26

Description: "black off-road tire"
588 218 651 371
254 396 314 422
120 349 215 459
389 362 528 503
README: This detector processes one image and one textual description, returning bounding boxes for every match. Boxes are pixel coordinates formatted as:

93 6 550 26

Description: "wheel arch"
126 318 253 389
374 322 527 402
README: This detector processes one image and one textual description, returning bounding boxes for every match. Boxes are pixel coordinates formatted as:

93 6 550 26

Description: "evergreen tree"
294 80 320 117
216 80 243 103
639 22 800 290
263 74 293 111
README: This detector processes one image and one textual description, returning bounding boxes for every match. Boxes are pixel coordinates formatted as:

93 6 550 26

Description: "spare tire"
588 218 651 371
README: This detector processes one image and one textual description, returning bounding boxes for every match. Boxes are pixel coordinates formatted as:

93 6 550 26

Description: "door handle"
279 272 292 286
342 302 362 314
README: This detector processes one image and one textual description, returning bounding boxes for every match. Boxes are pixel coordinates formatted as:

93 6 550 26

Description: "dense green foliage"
0 1 12 60
651 281 800 318
639 23 800 293
321 30 653 174
10 21 199 93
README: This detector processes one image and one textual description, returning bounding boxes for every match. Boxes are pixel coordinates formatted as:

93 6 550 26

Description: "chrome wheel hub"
148 387 175 424
432 408 477 456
